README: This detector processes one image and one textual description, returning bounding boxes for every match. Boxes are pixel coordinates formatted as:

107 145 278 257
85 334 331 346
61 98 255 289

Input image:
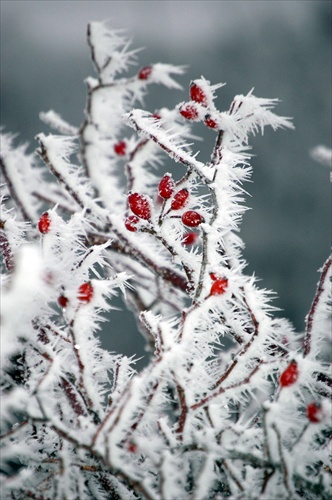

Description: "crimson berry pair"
58 282 94 308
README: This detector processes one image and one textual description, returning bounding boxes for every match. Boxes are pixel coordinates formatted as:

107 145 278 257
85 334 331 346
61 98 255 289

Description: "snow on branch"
1 20 331 500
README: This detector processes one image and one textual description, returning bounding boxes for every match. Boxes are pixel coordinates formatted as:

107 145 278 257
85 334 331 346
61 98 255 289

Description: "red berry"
171 189 189 210
181 210 204 227
38 212 51 234
180 103 199 121
114 140 127 156
78 282 94 303
210 272 219 281
190 82 208 106
204 115 218 129
210 278 228 296
279 361 299 387
125 215 140 232
138 66 153 80
306 402 323 423
181 232 198 245
127 441 137 453
128 193 152 220
58 294 69 308
158 174 175 199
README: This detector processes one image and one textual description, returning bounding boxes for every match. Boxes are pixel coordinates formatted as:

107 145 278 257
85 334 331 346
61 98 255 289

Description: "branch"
304 254 332 356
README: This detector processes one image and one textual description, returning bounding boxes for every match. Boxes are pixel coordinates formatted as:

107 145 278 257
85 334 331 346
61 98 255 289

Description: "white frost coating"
1 245 48 361
39 110 78 135
1 133 43 220
125 109 215 181
145 63 187 90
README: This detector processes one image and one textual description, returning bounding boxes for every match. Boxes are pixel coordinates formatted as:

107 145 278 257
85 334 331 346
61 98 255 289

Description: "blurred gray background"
1 1 331 367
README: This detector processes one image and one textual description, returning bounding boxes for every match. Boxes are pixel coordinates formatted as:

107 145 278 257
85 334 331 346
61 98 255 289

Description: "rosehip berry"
306 402 323 423
210 278 228 296
138 66 153 80
78 282 94 303
113 140 127 156
190 82 208 106
38 212 51 234
279 361 299 387
127 441 137 453
125 215 140 232
181 232 198 246
204 115 218 129
181 210 204 227
210 272 219 281
180 104 199 121
128 193 152 220
171 189 189 210
158 174 175 199
58 294 69 308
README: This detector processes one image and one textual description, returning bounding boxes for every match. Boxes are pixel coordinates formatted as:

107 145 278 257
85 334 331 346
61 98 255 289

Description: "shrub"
1 21 331 499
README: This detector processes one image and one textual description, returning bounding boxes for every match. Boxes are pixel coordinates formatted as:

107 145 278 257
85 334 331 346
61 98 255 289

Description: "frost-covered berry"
210 272 219 281
190 82 208 106
128 193 152 220
127 441 138 453
181 232 198 246
114 140 127 156
279 361 299 387
179 103 199 121
306 402 323 423
78 282 94 303
204 115 218 129
158 174 175 199
181 210 204 227
125 215 140 232
138 66 153 80
171 189 189 210
58 294 69 308
38 212 51 234
210 278 228 296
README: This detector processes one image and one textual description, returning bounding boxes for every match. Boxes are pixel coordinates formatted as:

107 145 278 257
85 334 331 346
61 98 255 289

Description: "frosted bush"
1 21 331 499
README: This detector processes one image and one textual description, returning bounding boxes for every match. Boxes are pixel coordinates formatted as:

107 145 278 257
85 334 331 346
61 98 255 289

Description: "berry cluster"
125 174 204 240
178 79 220 129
